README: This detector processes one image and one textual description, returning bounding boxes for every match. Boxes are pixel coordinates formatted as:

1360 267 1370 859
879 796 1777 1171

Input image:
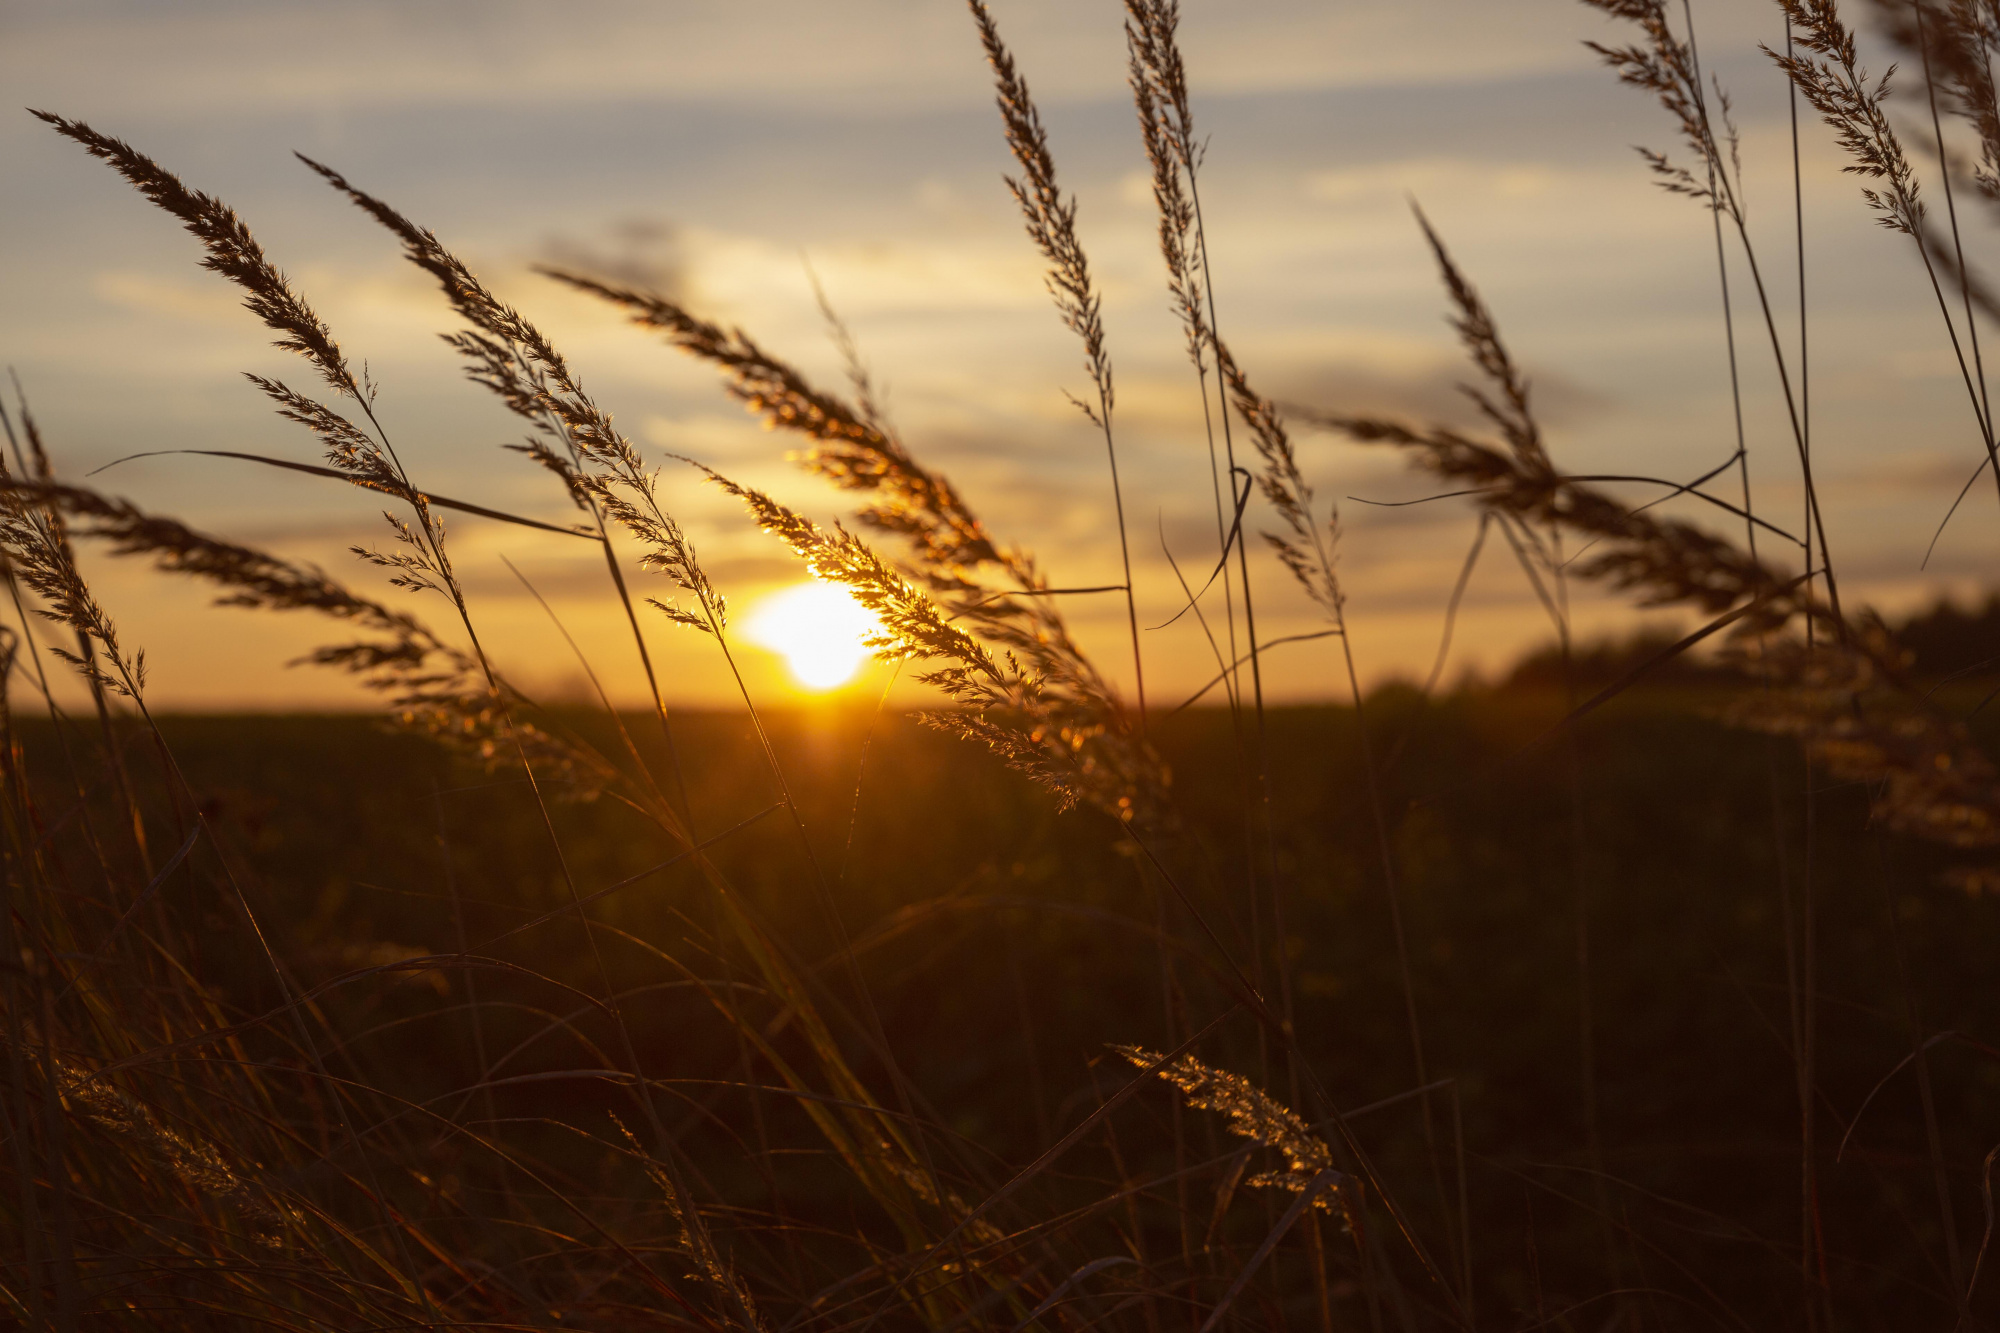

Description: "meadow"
9 0 2000 1328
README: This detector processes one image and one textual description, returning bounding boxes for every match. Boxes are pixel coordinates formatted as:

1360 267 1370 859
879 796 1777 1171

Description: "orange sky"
4 0 1997 711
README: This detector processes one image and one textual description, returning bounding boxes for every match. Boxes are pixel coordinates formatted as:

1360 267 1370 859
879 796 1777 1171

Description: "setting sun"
743 582 882 691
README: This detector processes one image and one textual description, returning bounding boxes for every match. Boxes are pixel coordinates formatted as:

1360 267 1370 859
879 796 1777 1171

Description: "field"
12 0 2000 1329
120 685 2000 1321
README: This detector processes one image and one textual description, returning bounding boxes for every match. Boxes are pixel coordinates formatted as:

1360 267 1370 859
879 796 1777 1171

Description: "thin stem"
515 345 698 827
1685 1 1757 571
1917 1 1999 465
1187 173 1286 1082
1681 41 1843 625
698 611 974 1293
1786 19 1830 1321
1335 611 1454 1277
1097 404 1150 732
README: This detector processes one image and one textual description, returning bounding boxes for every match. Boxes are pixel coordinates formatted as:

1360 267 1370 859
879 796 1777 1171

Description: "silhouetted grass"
11 0 2000 1327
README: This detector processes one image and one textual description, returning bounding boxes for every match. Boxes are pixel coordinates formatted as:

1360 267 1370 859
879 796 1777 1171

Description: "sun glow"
743 582 882 691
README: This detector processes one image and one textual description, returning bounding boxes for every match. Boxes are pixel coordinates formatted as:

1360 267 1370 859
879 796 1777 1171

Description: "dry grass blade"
100 447 595 538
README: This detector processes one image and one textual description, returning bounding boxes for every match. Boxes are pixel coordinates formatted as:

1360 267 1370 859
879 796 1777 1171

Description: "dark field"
24 672 1992 1328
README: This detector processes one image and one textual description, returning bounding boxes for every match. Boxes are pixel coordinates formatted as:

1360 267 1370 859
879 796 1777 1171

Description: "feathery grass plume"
0 391 158 873
297 154 583 427
687 464 990 670
0 455 145 704
1723 617 2000 858
1581 0 1742 212
1136 0 1336 612
1869 0 2000 200
968 0 1148 722
540 272 1004 587
1214 340 1345 619
53 1055 301 1249
1416 212 1547 474
1769 0 1926 234
246 365 460 612
1853 0 2000 549
1298 227 2000 885
811 267 895 437
609 1114 771 1333
1132 0 1344 612
689 459 1168 820
1125 0 1209 372
37 116 484 658
1115 1045 1345 1214
1127 0 1258 653
968 0 1114 417
29 111 355 398
876 1155 1008 1249
300 160 729 638
2 477 612 794
295 155 616 494
1582 0 1857 642
28 115 449 586
1304 233 1794 624
243 374 411 503
546 273 1170 825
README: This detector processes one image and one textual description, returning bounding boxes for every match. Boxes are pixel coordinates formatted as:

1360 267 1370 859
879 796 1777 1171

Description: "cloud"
6 0 1630 121
91 270 246 323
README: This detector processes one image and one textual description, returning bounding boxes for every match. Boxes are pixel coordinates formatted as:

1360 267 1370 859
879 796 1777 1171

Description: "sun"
743 582 882 691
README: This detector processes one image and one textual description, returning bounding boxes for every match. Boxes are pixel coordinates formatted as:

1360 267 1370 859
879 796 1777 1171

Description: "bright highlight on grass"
743 582 881 690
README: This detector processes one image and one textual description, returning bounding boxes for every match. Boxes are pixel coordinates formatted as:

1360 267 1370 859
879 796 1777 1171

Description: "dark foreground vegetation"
15 0 2000 1327
11 651 2000 1328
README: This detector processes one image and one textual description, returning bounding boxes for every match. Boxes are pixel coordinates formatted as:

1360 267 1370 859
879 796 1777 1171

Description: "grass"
9 0 2000 1327
13 689 2000 1327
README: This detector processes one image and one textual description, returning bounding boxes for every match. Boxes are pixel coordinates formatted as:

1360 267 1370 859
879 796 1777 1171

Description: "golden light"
743 582 882 691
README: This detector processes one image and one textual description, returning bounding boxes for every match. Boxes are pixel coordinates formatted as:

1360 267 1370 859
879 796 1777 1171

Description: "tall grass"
7 0 2000 1327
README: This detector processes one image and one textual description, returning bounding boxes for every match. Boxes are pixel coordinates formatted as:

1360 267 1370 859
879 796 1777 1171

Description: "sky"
3 0 1996 711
